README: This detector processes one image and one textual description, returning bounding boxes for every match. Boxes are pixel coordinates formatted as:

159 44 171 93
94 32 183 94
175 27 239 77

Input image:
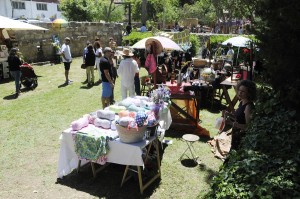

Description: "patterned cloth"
75 132 110 161
135 111 148 127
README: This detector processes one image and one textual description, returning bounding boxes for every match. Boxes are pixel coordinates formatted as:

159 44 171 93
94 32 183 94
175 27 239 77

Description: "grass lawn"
0 57 229 198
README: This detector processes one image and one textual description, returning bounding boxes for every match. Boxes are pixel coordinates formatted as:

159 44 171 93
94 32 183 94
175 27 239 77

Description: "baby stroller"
20 63 38 89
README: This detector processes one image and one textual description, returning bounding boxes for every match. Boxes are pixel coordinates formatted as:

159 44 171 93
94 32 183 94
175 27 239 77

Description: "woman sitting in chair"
209 80 257 159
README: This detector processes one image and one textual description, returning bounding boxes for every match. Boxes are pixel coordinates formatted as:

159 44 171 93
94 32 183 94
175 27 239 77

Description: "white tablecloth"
57 109 172 178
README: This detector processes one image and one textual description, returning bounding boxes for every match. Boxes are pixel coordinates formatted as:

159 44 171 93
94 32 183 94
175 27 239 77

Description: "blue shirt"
141 26 147 32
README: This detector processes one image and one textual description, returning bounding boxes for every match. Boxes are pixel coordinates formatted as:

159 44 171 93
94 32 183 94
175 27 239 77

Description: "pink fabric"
145 54 157 74
166 81 191 95
71 117 89 131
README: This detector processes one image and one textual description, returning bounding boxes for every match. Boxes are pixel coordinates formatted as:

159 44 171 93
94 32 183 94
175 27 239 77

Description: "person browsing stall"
100 47 114 108
60 37 72 85
84 44 96 87
94 41 103 84
226 42 234 65
117 48 139 99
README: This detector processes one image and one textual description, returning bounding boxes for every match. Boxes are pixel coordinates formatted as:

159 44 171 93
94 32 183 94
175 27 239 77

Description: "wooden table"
220 77 239 112
166 81 212 126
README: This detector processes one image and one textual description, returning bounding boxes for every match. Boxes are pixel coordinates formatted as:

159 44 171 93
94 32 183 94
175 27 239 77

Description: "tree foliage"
60 0 124 22
253 0 300 111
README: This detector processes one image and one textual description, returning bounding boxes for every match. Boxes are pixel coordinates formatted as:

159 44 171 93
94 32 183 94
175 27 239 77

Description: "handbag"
81 63 87 69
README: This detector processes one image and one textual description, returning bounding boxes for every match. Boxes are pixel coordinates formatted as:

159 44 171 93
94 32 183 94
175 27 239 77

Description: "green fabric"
75 132 110 161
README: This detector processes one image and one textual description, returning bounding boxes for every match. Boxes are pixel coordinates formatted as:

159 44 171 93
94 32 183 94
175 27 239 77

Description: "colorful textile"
145 54 157 74
135 111 148 127
75 132 110 161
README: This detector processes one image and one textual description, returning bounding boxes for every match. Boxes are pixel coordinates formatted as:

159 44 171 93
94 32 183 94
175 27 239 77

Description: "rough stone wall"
12 22 123 63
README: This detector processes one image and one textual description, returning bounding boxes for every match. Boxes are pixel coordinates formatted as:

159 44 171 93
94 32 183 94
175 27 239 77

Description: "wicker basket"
116 124 147 143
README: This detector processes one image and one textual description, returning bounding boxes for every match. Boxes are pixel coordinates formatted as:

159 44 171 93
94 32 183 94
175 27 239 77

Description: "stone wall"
12 22 123 63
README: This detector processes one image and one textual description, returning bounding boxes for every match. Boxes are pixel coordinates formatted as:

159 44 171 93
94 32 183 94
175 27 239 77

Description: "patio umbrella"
52 18 68 29
222 36 251 47
0 15 48 30
131 36 183 53
222 36 252 66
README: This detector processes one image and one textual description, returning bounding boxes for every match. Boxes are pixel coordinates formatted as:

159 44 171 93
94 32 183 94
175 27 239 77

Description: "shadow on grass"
56 163 160 198
58 82 68 88
3 93 16 100
80 85 93 89
56 142 168 198
180 159 199 168
198 163 220 185
165 126 212 143
3 87 35 100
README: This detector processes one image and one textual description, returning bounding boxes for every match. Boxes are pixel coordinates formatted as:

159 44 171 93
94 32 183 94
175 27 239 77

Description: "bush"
122 31 153 46
189 34 200 57
206 87 300 198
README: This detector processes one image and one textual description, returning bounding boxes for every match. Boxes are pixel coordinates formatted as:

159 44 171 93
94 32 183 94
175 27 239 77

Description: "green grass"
0 58 230 198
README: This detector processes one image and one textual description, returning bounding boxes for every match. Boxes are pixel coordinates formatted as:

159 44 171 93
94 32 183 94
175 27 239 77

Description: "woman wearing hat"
117 48 139 99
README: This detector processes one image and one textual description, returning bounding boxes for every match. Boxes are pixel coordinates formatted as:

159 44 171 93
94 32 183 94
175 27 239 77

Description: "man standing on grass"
100 47 114 108
61 37 72 85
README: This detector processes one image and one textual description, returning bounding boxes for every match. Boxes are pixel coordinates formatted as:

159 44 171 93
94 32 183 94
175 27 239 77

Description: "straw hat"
120 48 134 56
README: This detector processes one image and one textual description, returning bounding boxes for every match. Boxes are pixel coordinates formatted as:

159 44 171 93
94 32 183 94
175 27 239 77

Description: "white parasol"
222 36 252 66
131 36 183 53
0 15 48 30
222 36 251 47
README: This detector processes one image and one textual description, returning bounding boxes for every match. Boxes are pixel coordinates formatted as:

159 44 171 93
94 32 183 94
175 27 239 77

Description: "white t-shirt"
61 43 72 62
117 58 139 87
226 49 234 61
95 48 102 63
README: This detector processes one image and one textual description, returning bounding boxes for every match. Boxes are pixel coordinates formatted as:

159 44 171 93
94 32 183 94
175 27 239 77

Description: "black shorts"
64 62 71 71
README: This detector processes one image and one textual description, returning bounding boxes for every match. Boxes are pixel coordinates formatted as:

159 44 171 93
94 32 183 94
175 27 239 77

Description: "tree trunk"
142 0 147 24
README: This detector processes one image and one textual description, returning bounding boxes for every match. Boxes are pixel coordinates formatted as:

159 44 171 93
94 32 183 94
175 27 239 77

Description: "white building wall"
0 0 62 20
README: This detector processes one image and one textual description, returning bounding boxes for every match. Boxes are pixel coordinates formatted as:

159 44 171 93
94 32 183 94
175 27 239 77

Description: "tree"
60 0 124 22
177 0 216 25
60 0 94 21
253 0 300 111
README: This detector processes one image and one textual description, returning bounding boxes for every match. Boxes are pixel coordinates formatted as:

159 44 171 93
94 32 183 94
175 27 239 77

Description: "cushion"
97 110 115 121
94 118 111 129
71 117 89 131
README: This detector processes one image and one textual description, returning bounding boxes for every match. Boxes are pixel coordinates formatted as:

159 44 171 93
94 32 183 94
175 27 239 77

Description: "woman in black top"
7 48 22 98
84 45 96 87
231 80 256 149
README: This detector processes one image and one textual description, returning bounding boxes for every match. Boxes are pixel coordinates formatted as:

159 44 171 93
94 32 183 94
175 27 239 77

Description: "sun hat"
65 37 70 41
120 48 134 56
103 47 112 53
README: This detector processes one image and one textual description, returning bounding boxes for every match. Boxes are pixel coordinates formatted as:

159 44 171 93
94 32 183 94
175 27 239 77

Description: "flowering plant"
150 85 171 104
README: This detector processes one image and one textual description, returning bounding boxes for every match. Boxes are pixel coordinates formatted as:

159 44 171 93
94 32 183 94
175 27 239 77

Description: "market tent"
0 15 48 30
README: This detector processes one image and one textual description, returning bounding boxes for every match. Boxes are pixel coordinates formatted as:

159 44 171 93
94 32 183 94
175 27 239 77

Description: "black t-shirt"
7 55 22 71
100 56 112 82
85 51 95 66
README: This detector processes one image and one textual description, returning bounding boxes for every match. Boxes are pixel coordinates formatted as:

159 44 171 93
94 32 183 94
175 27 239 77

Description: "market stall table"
166 80 212 127
57 108 171 194
220 77 238 112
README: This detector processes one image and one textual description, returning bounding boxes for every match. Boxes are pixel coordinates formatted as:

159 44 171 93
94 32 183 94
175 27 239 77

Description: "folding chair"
179 134 199 164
